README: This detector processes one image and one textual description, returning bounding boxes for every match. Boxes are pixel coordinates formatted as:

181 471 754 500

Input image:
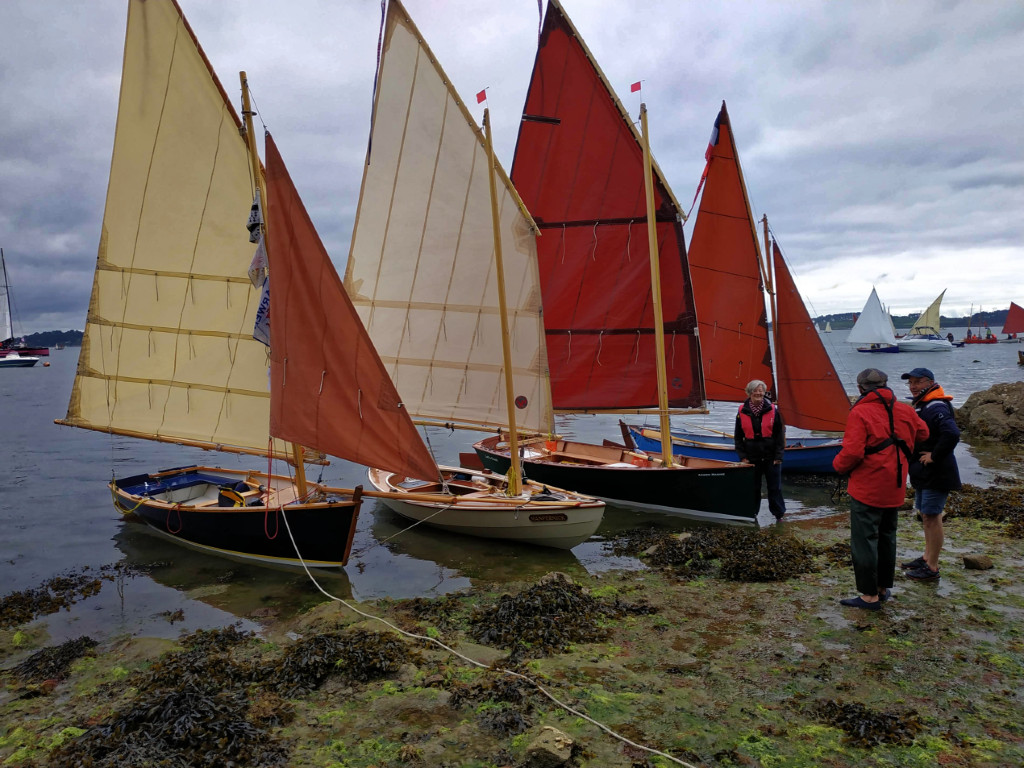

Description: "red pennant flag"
630 81 641 93
476 89 487 103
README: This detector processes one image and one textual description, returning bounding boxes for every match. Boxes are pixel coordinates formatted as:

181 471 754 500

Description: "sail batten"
512 0 703 412
345 0 553 435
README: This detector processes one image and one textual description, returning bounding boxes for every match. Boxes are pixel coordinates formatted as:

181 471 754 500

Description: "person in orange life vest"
899 367 961 582
833 368 928 610
733 379 786 520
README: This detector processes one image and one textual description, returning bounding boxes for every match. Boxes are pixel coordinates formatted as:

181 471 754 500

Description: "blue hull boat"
622 422 842 474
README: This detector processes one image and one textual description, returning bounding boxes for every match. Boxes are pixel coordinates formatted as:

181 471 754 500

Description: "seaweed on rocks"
7 635 98 686
467 575 653 657
143 625 256 693
606 526 820 582
267 628 420 696
49 686 290 768
0 570 105 629
946 483 1024 537
811 699 923 747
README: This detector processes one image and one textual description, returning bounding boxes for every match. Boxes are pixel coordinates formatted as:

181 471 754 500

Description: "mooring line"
279 508 698 768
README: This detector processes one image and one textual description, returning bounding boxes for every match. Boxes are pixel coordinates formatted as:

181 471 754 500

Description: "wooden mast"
483 108 523 495
639 104 674 467
239 71 308 498
762 214 780 398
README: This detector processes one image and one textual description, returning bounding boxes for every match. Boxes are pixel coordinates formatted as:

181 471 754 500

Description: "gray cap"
856 368 888 391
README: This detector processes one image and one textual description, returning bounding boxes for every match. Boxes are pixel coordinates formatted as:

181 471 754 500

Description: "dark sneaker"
905 565 940 581
839 596 882 611
878 588 892 603
900 556 926 570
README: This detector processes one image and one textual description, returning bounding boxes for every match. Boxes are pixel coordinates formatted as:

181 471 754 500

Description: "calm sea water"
2 328 1021 644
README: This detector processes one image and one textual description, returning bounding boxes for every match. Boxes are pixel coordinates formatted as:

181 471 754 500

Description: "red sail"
1003 301 1024 335
687 103 773 402
511 0 703 411
264 134 438 482
771 242 849 432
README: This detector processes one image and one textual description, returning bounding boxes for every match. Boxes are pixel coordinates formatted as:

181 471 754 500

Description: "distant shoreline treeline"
812 308 1009 332
9 330 84 347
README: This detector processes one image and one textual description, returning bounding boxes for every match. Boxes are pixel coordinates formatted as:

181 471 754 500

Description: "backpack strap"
861 391 913 486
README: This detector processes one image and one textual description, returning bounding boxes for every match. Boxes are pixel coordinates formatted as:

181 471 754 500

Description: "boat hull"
0 345 48 357
473 437 760 525
367 466 603 549
896 337 953 352
856 344 899 353
0 354 39 367
111 466 361 568
624 424 842 474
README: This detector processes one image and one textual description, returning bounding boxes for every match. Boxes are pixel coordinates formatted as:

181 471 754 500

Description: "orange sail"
687 102 773 402
511 0 703 411
1003 301 1024 335
771 242 849 431
264 134 438 483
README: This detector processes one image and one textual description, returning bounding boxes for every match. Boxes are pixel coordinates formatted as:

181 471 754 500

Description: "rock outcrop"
956 381 1024 443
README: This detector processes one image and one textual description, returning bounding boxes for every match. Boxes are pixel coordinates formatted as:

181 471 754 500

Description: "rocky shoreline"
3 483 1023 768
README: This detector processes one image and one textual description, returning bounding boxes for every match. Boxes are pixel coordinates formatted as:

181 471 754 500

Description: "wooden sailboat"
343 0 604 548
0 249 47 359
468 1 759 524
897 290 953 351
1000 302 1024 342
963 304 997 344
626 103 849 474
848 287 900 353
56 0 455 567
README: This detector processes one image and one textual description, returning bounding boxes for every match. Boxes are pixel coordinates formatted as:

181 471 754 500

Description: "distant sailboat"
1000 301 1024 342
824 321 833 333
847 288 899 353
0 248 48 358
897 290 952 352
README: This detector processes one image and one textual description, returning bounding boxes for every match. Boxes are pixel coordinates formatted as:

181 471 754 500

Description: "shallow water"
1 329 1020 645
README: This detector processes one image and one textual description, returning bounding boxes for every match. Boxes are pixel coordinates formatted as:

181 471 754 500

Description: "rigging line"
279 513 697 768
350 500 456 557
626 219 632 262
560 223 566 264
596 330 603 366
590 221 598 261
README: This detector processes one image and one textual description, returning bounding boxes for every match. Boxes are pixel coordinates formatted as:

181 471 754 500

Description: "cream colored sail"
60 0 286 459
907 289 946 336
344 0 553 435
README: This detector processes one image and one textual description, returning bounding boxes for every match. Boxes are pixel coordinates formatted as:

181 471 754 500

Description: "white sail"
0 250 12 341
60 0 287 458
847 288 898 346
344 0 553 434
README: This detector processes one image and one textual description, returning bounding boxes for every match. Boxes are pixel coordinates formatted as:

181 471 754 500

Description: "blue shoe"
839 596 882 611
901 556 926 570
878 588 892 603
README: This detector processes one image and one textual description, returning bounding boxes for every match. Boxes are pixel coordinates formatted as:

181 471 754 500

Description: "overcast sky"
2 0 1022 334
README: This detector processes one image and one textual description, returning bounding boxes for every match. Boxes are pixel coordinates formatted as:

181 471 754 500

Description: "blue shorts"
915 489 949 517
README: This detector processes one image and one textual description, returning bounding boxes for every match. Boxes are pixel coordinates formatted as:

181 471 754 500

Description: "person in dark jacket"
734 379 786 520
833 369 929 610
899 367 962 582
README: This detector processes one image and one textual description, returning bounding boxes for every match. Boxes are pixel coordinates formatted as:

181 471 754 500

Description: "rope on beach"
278 508 700 768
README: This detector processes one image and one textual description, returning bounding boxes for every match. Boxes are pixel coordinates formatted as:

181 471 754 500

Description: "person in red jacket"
832 368 929 610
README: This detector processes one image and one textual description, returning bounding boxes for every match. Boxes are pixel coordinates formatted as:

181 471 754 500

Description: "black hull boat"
473 436 760 525
112 466 361 568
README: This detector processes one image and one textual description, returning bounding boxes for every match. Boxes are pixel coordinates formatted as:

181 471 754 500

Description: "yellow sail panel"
345 0 553 434
62 0 275 454
908 289 946 336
